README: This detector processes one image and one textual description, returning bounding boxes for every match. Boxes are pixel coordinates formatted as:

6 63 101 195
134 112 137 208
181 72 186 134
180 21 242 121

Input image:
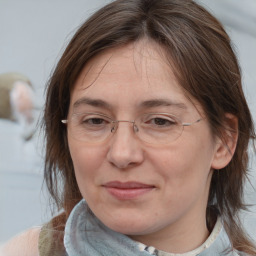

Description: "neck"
129 211 210 254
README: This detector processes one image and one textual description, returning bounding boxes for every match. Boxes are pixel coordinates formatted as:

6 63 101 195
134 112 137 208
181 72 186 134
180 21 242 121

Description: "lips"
103 181 155 200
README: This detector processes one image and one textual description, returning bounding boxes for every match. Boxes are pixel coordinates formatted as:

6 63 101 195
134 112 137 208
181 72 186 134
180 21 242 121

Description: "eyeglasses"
61 112 203 145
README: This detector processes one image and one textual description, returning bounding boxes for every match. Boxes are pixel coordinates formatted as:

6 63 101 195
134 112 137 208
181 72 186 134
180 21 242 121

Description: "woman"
2 0 255 255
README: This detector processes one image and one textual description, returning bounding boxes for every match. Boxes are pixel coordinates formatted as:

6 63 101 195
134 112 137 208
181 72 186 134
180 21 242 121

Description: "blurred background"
0 0 255 243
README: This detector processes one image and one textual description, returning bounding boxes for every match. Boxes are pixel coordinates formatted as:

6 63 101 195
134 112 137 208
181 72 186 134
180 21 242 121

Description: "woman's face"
67 41 221 248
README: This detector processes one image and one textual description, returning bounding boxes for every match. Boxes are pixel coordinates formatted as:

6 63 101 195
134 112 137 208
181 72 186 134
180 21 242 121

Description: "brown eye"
142 114 178 128
85 118 105 125
153 118 174 126
74 113 111 129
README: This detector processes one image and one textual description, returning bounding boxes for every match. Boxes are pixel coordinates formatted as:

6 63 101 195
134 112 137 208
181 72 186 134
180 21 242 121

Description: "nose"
107 122 144 169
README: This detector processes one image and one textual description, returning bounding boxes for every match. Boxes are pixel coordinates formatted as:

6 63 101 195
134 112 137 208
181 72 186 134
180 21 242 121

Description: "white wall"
0 0 109 242
0 0 109 101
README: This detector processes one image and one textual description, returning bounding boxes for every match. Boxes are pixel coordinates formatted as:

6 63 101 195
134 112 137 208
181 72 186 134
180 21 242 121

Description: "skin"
1 228 40 256
67 40 233 253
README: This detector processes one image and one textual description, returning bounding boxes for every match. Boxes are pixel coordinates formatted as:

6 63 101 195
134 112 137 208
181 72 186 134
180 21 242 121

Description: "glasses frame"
61 112 203 144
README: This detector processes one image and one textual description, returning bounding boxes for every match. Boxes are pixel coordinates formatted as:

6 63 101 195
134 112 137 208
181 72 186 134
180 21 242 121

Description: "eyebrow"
73 97 112 110
73 97 187 111
139 99 187 110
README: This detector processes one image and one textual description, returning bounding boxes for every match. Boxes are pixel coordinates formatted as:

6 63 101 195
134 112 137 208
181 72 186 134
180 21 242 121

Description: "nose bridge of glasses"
111 120 138 133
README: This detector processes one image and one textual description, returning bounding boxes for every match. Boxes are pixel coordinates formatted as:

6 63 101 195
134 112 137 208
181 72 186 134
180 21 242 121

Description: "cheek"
149 136 215 192
150 144 198 178
68 138 106 181
68 141 108 205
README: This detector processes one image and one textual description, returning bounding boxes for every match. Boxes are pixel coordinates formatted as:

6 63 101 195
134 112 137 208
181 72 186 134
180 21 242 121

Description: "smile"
102 181 155 200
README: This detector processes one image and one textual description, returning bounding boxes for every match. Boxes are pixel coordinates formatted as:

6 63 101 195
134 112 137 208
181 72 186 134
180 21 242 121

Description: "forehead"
70 41 197 113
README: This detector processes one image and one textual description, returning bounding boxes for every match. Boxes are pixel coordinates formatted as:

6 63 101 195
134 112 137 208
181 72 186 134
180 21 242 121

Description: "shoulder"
0 227 41 256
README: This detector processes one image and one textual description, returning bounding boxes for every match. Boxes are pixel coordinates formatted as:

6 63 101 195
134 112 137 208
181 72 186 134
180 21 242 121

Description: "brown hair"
43 0 256 254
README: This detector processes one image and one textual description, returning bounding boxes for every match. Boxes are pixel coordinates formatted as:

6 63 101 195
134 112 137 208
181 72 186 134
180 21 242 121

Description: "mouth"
102 181 155 200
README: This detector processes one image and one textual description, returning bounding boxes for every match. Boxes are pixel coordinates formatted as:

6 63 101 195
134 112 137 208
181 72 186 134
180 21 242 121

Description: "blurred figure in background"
0 72 36 140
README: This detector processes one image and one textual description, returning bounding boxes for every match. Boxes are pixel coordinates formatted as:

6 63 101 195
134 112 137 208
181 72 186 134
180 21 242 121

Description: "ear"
211 113 238 170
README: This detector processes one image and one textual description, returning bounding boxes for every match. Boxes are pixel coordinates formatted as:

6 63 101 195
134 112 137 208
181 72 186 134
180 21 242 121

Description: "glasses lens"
68 113 113 142
136 113 183 144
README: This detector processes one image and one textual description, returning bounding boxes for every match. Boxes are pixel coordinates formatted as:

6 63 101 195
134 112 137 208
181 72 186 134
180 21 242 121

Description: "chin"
103 217 153 236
